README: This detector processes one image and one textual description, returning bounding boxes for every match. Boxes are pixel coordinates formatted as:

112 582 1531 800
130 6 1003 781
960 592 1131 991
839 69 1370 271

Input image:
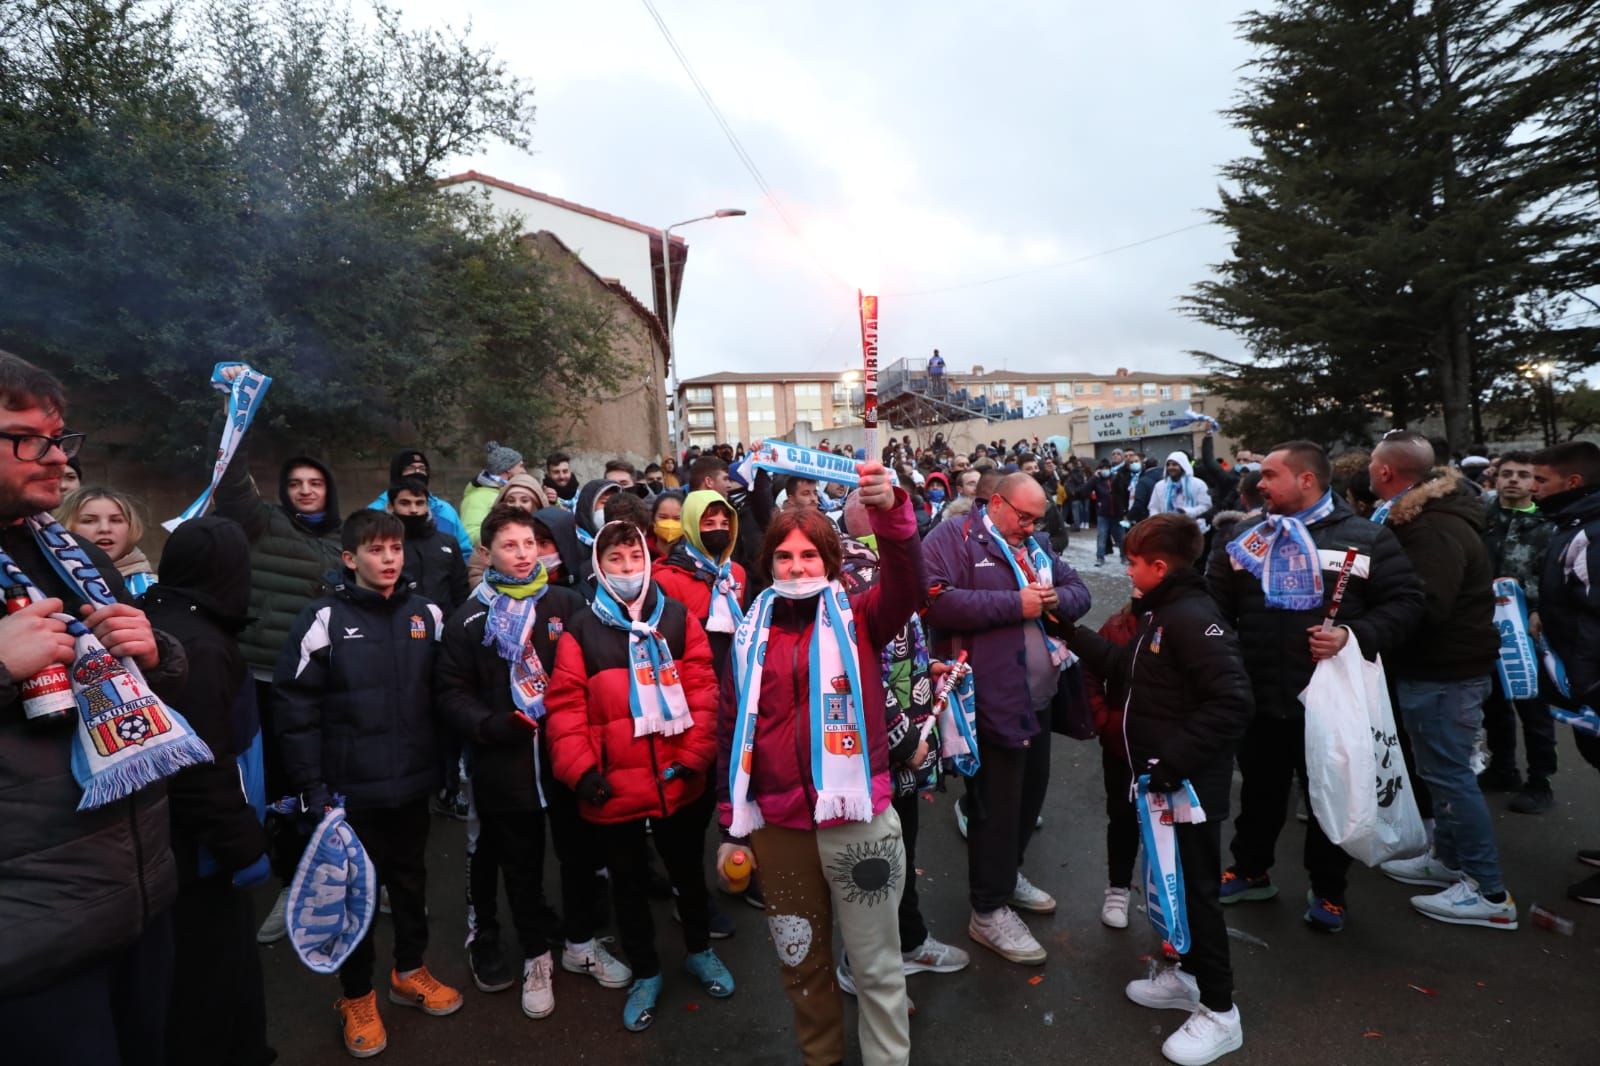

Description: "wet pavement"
259 533 1598 1064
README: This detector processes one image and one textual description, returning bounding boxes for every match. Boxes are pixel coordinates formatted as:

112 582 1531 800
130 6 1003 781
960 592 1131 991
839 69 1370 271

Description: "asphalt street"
259 533 1599 1065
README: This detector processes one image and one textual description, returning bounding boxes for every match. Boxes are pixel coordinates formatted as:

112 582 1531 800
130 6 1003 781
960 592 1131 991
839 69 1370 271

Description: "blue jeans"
1394 677 1503 895
1096 516 1124 562
1070 499 1087 528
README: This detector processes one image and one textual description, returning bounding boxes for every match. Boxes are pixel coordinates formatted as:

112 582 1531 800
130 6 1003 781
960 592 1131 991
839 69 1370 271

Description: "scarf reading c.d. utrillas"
728 581 872 836
1 515 212 810
1226 490 1337 611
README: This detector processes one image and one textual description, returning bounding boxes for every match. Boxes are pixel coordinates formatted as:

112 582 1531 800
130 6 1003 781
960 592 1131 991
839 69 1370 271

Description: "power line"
883 220 1219 297
639 0 853 290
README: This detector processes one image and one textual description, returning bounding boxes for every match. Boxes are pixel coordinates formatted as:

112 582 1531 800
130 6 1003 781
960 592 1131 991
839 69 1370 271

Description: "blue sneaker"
1303 890 1346 933
1219 867 1277 905
683 949 735 998
623 975 663 1032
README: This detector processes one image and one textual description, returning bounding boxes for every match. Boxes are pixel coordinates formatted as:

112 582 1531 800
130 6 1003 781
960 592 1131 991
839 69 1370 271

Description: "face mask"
1129 462 1142 472
928 488 946 503
538 552 563 573
654 518 684 545
607 571 646 601
771 575 831 600
699 529 732 556
397 513 434 540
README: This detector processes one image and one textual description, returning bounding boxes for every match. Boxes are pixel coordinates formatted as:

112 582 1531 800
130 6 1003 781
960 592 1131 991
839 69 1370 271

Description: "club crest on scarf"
74 646 173 756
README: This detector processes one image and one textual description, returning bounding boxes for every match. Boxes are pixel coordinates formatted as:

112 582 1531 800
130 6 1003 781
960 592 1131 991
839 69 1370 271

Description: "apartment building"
677 371 858 451
948 365 1204 415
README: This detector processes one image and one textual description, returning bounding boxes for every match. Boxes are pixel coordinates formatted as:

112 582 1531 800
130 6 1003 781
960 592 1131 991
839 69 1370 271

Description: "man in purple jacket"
924 473 1091 966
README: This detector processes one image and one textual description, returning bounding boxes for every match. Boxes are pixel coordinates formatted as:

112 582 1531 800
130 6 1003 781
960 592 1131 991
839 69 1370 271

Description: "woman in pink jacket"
715 460 925 1066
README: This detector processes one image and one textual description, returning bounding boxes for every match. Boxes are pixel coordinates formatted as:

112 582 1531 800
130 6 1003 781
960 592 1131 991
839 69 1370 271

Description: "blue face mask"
928 488 946 503
607 572 646 601
1129 462 1142 472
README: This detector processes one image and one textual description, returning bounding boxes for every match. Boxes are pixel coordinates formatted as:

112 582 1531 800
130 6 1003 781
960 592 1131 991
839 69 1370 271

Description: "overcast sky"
406 1 1258 381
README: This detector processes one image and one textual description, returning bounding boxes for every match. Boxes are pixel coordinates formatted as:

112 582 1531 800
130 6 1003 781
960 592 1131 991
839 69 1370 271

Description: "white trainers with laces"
1010 871 1057 914
1380 851 1464 888
901 935 970 975
521 953 555 1019
968 906 1047 965
562 939 632 988
256 887 288 944
1162 1004 1244 1065
835 955 915 1013
1126 963 1201 1011
1102 886 1131 929
1409 880 1518 930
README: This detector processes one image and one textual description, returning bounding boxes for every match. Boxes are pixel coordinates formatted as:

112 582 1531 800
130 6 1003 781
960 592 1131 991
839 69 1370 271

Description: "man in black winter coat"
389 476 468 613
0 351 190 1062
1071 514 1252 1064
274 509 460 1056
142 516 274 1066
1530 441 1600 907
1207 440 1425 932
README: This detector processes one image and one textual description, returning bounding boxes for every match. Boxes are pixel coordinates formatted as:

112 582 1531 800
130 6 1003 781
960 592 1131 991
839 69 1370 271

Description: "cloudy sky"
407 1 1258 381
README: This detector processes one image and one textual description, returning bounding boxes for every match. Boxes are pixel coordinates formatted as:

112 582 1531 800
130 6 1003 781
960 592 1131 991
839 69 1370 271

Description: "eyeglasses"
0 430 86 462
994 494 1046 527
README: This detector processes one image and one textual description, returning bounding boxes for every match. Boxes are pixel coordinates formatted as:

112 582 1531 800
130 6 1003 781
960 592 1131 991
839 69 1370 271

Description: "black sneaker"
1508 784 1553 815
707 896 735 939
1579 849 1600 869
744 876 766 911
1476 765 1522 792
1567 871 1600 906
469 936 515 993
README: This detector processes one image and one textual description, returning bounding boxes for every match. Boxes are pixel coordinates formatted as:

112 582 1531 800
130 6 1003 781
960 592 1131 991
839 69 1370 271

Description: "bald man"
923 472 1091 966
1369 433 1514 929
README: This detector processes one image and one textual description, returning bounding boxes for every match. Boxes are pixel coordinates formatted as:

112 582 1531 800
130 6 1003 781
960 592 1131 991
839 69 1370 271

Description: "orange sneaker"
389 965 464 1016
335 991 388 1058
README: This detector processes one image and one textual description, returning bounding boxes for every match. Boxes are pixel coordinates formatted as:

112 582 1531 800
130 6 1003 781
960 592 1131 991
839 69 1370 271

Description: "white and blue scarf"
1136 775 1207 955
590 540 693 738
286 805 377 974
934 656 980 777
982 513 1071 668
729 581 871 835
1492 578 1539 701
683 540 744 633
0 515 212 810
1536 636 1600 737
1226 491 1337 611
735 438 867 489
1370 484 1413 525
476 566 550 719
164 361 272 531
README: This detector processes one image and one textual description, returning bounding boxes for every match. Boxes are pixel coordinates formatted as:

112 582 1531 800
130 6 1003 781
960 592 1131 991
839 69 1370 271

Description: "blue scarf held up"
1226 491 1336 610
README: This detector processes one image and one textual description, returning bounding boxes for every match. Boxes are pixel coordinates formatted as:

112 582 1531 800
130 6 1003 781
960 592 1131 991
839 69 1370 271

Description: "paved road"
260 534 1598 1064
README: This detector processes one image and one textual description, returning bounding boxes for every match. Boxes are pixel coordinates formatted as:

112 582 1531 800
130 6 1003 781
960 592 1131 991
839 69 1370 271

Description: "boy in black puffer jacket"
1070 514 1254 1066
274 509 460 1058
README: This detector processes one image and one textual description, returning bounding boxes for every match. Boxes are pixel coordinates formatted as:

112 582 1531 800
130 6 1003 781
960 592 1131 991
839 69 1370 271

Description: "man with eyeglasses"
0 350 193 1059
924 472 1091 966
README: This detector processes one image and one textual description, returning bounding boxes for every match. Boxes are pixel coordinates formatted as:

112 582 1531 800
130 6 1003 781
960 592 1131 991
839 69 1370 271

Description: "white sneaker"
835 955 915 1013
1409 880 1518 930
521 953 555 1019
1126 964 1201 1011
562 938 631 988
1381 851 1464 887
1163 1004 1243 1065
1010 871 1057 914
1102 886 1131 929
968 906 1047 965
255 888 288 944
901 935 970 975
955 797 968 839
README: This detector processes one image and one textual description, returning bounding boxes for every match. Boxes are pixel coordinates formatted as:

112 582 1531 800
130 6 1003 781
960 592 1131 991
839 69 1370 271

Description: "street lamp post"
1536 362 1557 446
661 208 746 456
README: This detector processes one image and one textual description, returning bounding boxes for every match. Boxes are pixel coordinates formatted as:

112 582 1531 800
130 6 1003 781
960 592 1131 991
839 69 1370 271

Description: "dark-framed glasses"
0 430 86 462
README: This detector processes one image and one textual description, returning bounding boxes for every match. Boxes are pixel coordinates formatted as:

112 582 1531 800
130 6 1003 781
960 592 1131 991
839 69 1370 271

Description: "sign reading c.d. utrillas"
1088 403 1192 442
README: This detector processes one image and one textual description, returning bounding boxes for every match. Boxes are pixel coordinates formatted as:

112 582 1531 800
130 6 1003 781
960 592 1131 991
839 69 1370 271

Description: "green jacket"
1481 499 1552 610
459 479 503 548
214 449 345 674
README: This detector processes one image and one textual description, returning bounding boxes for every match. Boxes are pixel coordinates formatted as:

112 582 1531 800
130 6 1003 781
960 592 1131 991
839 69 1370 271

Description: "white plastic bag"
1301 631 1427 867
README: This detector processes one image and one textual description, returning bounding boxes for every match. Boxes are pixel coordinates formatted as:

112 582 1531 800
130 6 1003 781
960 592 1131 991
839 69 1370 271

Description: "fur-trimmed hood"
1386 468 1484 530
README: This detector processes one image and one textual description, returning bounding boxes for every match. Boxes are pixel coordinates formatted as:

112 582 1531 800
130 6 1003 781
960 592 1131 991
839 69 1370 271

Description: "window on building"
1112 385 1125 397
1091 383 1103 395
1159 385 1172 400
748 410 778 439
747 384 774 400
1141 383 1158 397
1074 383 1087 395
795 382 824 425
1055 382 1072 396
992 383 1010 397
833 381 851 404
1181 385 1193 400
687 410 714 429
685 386 713 406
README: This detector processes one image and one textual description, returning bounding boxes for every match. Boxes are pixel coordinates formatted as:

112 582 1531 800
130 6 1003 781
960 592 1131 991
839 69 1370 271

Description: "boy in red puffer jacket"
545 521 730 1034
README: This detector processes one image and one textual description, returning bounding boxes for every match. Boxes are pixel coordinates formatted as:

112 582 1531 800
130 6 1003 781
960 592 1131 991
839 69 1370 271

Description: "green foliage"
1187 0 1600 450
0 0 619 464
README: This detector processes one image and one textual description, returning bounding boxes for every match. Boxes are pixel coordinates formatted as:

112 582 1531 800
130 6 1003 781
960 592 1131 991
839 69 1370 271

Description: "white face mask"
538 552 563 573
770 575 832 600
607 571 646 601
